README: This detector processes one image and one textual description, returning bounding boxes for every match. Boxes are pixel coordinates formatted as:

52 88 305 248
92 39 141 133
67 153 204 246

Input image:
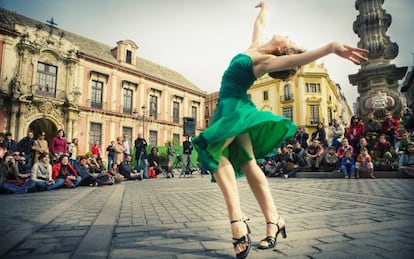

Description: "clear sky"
1 0 413 105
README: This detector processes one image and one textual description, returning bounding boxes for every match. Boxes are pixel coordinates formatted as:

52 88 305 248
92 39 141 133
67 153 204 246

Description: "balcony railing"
306 117 325 125
280 94 294 103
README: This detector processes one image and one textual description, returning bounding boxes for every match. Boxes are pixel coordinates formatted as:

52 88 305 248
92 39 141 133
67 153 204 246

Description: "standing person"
31 132 50 164
68 138 79 167
2 132 17 153
191 2 368 258
113 137 126 166
182 136 193 174
134 133 149 179
122 134 131 159
51 129 67 163
166 141 175 178
17 130 35 165
90 140 101 159
106 140 115 171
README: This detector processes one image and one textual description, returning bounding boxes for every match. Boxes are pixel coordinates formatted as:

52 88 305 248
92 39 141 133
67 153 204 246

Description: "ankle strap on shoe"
230 218 250 224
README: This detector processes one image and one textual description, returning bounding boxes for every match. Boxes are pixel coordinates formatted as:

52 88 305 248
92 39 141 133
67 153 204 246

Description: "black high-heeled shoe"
258 217 287 250
231 218 251 259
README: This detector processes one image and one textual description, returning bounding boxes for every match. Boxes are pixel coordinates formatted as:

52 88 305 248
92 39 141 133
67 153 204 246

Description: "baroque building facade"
206 62 353 135
0 8 206 154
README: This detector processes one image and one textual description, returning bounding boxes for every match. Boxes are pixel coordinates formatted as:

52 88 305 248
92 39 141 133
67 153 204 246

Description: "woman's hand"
330 42 369 65
255 1 265 8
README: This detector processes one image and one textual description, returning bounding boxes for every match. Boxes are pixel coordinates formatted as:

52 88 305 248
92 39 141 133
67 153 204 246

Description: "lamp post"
141 105 146 138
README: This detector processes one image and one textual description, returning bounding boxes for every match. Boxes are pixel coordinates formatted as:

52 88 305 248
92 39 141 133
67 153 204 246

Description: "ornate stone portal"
3 23 80 140
349 0 407 119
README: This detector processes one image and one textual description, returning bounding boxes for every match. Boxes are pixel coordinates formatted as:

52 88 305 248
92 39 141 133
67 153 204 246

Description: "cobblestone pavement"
0 176 413 259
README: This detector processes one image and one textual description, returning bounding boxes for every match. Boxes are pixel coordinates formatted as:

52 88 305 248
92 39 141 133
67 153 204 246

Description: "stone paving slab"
0 176 413 258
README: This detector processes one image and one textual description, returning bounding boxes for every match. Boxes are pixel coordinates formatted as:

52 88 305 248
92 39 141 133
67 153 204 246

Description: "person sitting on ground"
341 150 356 179
292 141 306 167
52 154 81 188
0 152 36 194
395 131 411 158
88 156 105 174
337 138 354 161
147 147 163 177
31 153 59 191
281 144 301 178
323 146 339 172
305 139 324 171
328 118 344 149
355 147 376 179
347 115 364 148
364 111 382 150
295 126 309 150
109 162 125 183
399 142 414 177
353 137 371 159
74 156 100 186
372 134 397 170
381 111 400 147
311 122 328 148
118 154 141 180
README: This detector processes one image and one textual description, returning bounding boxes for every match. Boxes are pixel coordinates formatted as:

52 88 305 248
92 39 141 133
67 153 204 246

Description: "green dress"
192 53 297 181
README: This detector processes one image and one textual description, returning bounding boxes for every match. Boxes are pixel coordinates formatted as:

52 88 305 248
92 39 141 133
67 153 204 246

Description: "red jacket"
348 122 364 140
52 162 79 180
381 117 400 137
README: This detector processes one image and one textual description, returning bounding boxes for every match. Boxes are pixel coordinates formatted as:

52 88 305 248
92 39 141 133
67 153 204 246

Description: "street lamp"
141 105 146 138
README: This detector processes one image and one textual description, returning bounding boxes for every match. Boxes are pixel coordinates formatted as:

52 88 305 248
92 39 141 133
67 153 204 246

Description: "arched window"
284 84 291 100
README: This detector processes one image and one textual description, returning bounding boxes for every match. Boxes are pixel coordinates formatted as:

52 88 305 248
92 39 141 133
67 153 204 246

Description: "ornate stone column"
349 0 407 119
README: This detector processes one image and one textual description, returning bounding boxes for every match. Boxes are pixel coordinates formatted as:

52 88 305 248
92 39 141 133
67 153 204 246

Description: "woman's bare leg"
236 133 284 242
214 137 249 255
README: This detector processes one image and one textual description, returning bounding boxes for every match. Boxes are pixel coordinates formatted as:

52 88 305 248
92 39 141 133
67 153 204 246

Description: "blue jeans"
0 180 36 194
107 156 114 171
341 164 355 178
53 177 82 189
136 151 149 179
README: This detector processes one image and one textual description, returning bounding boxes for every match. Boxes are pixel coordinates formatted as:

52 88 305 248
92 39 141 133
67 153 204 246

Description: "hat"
287 144 293 149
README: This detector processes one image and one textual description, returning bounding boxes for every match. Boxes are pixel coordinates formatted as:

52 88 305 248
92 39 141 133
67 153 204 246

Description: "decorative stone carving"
350 0 407 119
353 0 398 64
35 100 64 118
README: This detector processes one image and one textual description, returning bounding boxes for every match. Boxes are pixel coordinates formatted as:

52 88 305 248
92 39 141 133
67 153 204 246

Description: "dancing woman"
192 2 368 258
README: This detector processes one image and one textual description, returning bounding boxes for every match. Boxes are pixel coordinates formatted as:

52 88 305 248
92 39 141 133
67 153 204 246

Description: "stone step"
295 170 404 178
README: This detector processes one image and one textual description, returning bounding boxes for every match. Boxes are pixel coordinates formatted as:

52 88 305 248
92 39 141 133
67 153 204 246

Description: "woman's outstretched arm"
258 42 369 75
250 1 267 49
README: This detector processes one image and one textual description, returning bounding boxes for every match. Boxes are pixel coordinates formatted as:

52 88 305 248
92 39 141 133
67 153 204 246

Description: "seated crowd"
261 110 414 179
